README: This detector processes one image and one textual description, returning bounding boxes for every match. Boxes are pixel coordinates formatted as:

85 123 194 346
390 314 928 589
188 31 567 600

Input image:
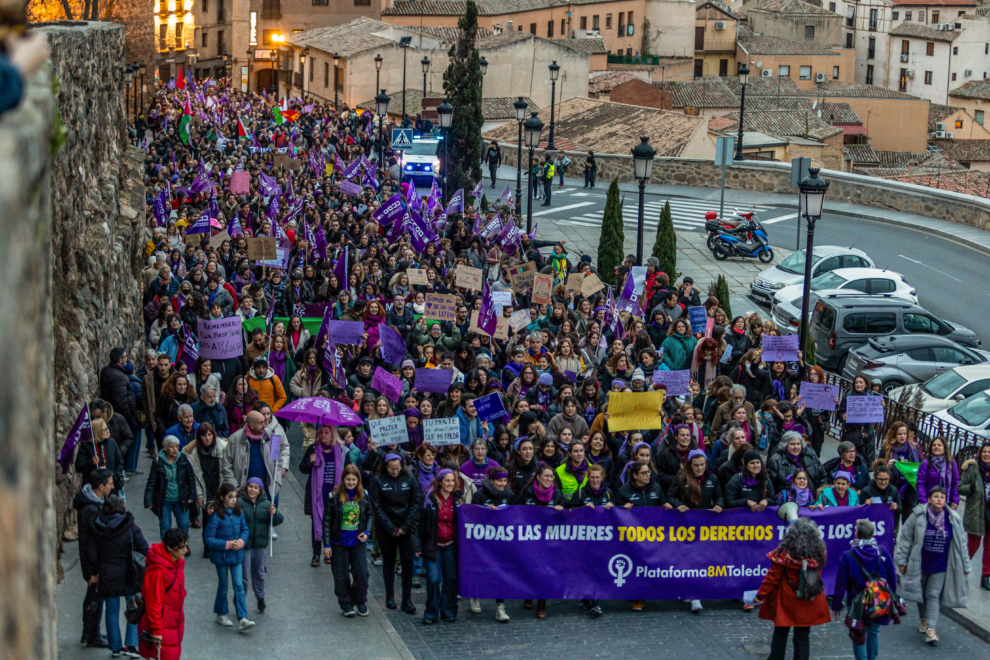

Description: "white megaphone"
777 502 800 524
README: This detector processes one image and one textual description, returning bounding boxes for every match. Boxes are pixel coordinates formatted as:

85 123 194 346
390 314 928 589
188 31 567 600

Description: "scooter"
711 212 774 263
704 210 752 251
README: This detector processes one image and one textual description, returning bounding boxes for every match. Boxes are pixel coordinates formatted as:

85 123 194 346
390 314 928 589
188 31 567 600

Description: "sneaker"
495 603 510 622
257 598 266 613
926 628 938 645
373 557 383 566
238 618 255 632
124 646 141 658
216 615 233 626
691 600 703 614
412 577 422 589
742 603 755 612
590 605 603 618
631 600 644 611
919 618 928 634
342 605 356 617
982 576 990 591
470 598 481 614
112 651 123 658
356 604 369 617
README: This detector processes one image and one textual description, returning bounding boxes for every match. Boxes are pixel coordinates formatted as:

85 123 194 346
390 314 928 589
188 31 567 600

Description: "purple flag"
446 189 464 214
184 214 211 235
385 213 408 244
470 180 484 199
259 171 278 197
334 246 349 287
57 405 94 474
362 167 379 193
208 191 221 220
335 153 346 174
529 223 539 239
181 328 199 373
151 189 169 227
313 223 328 260
499 183 511 200
406 210 436 253
188 74 197 94
323 331 347 389
313 304 332 353
373 194 405 226
342 159 361 180
267 189 281 221
478 277 499 337
472 211 486 236
605 287 623 338
479 214 502 240
189 172 212 195
228 212 243 236
407 179 421 212
502 223 522 255
339 180 362 197
379 324 406 364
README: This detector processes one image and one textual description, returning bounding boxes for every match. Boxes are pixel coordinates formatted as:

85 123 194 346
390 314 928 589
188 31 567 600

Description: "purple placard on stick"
763 334 800 362
563 370 578 382
379 324 406 364
652 369 691 396
197 316 244 359
303 303 330 319
372 367 403 403
339 180 363 197
845 395 884 423
269 435 282 461
799 382 840 412
414 368 452 394
474 392 508 424
325 320 364 345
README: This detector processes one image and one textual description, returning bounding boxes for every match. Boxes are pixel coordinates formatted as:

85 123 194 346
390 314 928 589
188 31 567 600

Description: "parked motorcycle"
710 212 774 263
704 210 752 251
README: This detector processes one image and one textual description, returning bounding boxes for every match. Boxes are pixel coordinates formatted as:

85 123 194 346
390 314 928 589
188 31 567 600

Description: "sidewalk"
495 165 990 257
56 439 411 660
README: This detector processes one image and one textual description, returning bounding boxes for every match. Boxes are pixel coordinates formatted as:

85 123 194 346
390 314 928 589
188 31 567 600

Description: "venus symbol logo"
608 554 633 587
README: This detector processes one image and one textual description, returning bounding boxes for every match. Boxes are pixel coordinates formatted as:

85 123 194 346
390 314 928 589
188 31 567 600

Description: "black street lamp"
333 52 340 110
436 98 454 204
421 56 430 98
734 64 750 161
479 56 488 117
513 96 528 213
797 168 830 353
246 49 253 95
399 36 412 121
374 53 383 94
269 48 277 95
139 61 146 115
631 137 656 266
376 89 391 166
124 65 133 122
547 61 560 151
524 111 544 234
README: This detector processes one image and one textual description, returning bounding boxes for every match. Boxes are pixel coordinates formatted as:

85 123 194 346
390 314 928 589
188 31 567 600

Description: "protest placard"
414 368 453 394
508 309 531 331
763 335 800 362
269 435 282 462
565 273 585 296
424 417 461 446
379 325 406 364
470 310 509 339
532 273 553 305
492 291 512 315
287 158 302 171
581 273 605 297
209 229 231 249
256 246 289 270
325 320 364 345
369 416 409 447
845 395 884 423
474 392 508 423
371 367 403 403
652 369 691 396
607 391 666 431
425 293 458 321
246 237 277 260
507 262 538 292
230 171 250 194
455 266 483 291
197 317 244 359
799 382 839 411
407 268 429 285
687 306 708 335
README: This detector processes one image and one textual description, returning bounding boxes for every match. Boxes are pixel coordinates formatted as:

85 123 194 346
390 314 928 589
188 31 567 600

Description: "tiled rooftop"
890 23 959 42
654 78 739 108
949 79 990 100
845 144 880 164
287 17 396 58
744 97 862 124
929 103 965 131
589 71 643 94
742 0 840 16
719 109 844 141
738 33 841 56
558 37 608 54
930 139 990 162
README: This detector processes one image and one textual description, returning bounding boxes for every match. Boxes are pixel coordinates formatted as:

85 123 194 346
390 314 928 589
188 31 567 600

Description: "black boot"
386 591 397 610
401 598 417 614
981 576 990 591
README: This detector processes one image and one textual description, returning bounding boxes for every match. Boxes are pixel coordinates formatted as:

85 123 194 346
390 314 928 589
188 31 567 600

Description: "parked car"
771 267 916 320
930 389 990 441
750 246 874 305
809 296 981 371
841 335 990 393
889 365 990 413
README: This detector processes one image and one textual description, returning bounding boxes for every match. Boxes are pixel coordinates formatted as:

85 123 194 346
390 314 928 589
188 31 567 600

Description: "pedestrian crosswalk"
546 196 776 233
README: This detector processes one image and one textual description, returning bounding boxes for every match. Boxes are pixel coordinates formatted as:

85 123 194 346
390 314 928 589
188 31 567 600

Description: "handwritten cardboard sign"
455 265 483 291
230 171 250 194
371 366 403 403
507 262 538 292
565 273 586 296
763 334 800 362
197 316 244 359
580 273 605 297
209 229 231 248
532 273 553 305
424 293 458 322
470 310 509 340
608 391 667 431
474 392 508 424
246 237 277 260
414 368 453 394
424 417 461 447
407 268 429 285
509 309 531 331
687 306 708 335
652 369 691 396
369 416 409 447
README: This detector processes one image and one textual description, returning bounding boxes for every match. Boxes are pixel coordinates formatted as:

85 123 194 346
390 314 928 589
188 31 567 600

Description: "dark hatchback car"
841 335 990 392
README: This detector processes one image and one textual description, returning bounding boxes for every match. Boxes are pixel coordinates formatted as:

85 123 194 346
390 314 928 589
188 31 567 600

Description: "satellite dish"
817 109 823 118
756 61 762 68
812 100 818 110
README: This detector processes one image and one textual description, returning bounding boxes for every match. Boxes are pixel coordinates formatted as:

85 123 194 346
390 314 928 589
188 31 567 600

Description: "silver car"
750 246 874 305
842 335 990 393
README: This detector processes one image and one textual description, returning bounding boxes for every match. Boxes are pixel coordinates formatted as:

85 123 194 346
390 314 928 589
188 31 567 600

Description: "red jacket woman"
138 539 187 660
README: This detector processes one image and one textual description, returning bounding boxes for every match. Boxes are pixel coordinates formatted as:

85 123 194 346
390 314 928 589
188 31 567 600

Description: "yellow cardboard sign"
606 391 666 431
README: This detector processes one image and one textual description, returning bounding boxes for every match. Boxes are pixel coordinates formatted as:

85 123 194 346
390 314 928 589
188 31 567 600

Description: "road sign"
392 128 414 149
714 136 735 167
790 157 811 189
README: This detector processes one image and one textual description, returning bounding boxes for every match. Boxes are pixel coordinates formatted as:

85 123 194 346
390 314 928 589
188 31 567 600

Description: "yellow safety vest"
546 163 555 178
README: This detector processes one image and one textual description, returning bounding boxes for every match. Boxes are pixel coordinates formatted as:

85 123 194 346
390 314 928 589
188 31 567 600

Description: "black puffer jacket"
666 470 724 510
570 484 614 507
88 512 149 598
615 480 666 507
724 472 775 509
473 479 514 507
368 470 421 535
99 363 137 418
322 494 372 546
72 486 105 581
276 281 315 317
655 445 689 492
767 442 825 492
515 483 567 507
75 439 125 493
144 453 197 517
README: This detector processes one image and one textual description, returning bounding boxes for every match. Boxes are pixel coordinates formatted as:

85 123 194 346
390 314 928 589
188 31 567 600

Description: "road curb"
942 605 990 643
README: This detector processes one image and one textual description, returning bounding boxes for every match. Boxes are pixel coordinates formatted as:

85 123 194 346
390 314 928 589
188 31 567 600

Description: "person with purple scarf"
774 470 823 510
959 442 990 590
916 436 960 508
415 469 464 624
460 439 501 488
554 440 590 500
368 454 421 614
881 421 922 523
298 425 348 568
403 408 423 451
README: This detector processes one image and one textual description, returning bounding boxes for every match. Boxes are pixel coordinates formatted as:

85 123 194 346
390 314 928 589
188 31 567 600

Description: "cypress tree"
651 200 677 279
714 274 731 317
481 194 488 212
597 178 624 285
442 1 484 194
804 333 817 366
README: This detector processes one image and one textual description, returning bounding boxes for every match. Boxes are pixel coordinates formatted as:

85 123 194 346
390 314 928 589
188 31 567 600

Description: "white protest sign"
369 416 409 447
424 417 461 446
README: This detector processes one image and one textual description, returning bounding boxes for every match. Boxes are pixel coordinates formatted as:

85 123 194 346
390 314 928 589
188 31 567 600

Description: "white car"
398 138 440 184
770 268 917 330
889 365 990 413
750 246 874 305
930 388 990 440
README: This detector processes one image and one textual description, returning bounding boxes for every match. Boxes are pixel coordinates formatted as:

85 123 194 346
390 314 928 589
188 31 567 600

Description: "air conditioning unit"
761 68 773 77
934 23 944 29
906 69 915 78
946 131 955 138
946 23 955 30
715 21 727 30
965 69 973 76
815 72 827 82
936 122 946 131
900 53 909 62
935 130 946 137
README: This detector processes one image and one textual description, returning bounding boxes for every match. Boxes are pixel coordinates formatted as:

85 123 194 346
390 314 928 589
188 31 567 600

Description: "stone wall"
43 22 148 575
497 143 990 231
0 42 58 660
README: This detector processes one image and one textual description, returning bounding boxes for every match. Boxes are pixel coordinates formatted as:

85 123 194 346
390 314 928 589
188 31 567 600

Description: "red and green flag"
273 107 300 125
237 117 250 140
179 97 193 145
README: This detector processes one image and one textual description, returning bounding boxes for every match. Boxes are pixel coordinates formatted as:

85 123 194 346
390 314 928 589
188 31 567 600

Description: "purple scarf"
269 349 287 384
742 475 759 487
926 505 947 533
569 460 589 484
533 481 555 503
311 441 343 541
932 455 950 488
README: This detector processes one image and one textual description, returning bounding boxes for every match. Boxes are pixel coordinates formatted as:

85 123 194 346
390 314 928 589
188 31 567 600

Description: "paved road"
505 175 990 349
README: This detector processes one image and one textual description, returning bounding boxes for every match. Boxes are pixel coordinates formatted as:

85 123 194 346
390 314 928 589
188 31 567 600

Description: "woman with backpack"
831 519 900 660
754 517 831 660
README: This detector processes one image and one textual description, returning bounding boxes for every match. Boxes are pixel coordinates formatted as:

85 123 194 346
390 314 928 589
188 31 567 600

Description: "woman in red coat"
139 529 188 660
755 517 831 660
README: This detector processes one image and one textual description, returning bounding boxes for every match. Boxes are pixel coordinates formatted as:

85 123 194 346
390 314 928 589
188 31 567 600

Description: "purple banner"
339 180 363 198
58 406 94 474
473 392 508 424
379 324 406 364
371 367 403 403
325 320 364 346
459 505 895 601
414 368 452 394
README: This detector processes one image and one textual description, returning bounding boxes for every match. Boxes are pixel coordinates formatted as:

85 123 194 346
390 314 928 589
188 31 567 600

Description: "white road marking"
761 212 799 225
897 255 962 282
530 202 596 217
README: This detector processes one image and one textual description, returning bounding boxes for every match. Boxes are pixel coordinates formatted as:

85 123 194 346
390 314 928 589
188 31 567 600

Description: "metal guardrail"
818 371 984 461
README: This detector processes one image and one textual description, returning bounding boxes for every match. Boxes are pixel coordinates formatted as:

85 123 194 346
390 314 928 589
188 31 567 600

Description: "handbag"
794 559 824 599
126 569 178 625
